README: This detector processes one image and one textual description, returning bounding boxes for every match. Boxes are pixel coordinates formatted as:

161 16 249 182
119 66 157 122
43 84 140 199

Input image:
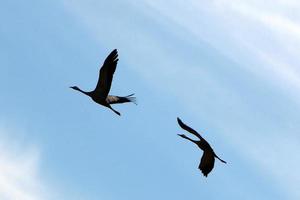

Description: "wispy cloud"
143 0 300 98
0 128 51 200
212 0 300 91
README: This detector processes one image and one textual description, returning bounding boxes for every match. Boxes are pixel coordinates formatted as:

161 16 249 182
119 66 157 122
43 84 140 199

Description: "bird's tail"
107 94 137 105
123 93 137 105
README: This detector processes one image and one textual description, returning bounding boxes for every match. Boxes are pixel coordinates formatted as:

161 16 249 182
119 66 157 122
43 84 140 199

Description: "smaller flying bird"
177 117 226 177
70 49 136 115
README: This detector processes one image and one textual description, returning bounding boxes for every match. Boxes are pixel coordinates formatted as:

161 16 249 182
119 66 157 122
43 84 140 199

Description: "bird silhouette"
177 117 226 177
70 49 136 115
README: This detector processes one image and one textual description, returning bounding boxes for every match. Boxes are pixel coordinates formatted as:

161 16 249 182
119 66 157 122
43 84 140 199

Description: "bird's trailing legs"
107 105 121 116
214 154 227 163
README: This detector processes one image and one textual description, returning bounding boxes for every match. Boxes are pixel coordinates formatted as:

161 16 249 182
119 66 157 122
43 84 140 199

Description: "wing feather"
94 49 118 97
198 150 215 177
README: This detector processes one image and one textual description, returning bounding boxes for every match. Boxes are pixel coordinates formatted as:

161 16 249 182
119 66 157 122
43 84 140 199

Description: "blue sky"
1 0 300 199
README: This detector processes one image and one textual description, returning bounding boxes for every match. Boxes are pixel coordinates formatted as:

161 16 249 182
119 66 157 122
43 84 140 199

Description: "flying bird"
70 49 136 115
177 117 226 177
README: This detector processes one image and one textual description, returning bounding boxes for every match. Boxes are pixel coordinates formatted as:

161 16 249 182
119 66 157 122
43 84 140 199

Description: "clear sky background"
1 0 300 199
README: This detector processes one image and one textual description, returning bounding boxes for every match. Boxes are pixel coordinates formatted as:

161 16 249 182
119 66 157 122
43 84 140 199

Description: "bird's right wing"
94 49 119 97
177 118 203 140
199 150 215 177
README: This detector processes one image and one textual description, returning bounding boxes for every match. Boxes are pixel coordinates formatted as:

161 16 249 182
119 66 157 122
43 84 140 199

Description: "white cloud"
0 128 50 200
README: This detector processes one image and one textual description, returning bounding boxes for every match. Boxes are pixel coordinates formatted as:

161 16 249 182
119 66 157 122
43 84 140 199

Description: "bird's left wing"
177 118 203 140
94 49 119 97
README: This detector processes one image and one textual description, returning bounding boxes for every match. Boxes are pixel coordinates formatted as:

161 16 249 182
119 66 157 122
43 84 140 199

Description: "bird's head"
70 86 80 91
177 134 187 139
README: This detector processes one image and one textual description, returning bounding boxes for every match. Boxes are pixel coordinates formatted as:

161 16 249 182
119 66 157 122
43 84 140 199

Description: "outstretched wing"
198 150 215 177
94 49 119 97
177 117 203 140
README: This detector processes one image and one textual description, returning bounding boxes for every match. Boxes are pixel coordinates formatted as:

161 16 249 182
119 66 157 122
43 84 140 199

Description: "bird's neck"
75 87 90 96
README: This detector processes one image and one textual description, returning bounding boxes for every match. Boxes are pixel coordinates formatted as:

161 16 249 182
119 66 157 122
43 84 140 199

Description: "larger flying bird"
177 117 226 176
70 49 136 115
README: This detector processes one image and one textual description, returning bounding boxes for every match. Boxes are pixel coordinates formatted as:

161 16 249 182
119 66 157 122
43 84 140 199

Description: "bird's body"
177 118 226 177
70 49 136 115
